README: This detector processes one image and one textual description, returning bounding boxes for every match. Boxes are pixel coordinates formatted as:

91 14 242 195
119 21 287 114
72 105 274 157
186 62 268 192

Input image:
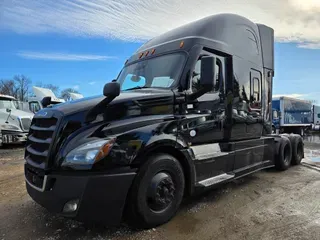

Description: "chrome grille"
25 117 58 167
20 117 32 131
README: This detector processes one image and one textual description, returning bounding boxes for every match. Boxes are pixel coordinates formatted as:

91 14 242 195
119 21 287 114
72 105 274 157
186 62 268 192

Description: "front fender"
114 120 180 165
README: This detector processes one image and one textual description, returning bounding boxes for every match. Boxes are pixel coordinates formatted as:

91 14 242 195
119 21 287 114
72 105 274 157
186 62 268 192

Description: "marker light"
145 51 149 56
151 49 156 54
180 41 184 48
139 52 144 58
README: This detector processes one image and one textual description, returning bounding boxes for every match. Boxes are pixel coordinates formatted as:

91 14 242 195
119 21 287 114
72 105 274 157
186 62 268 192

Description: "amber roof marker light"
151 49 156 55
180 41 184 48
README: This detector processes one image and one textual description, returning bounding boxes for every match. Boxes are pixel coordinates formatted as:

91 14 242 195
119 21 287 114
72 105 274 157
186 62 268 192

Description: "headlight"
62 138 116 167
0 124 21 131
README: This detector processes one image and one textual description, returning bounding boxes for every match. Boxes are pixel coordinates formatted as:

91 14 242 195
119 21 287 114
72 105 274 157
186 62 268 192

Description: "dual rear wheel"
275 134 304 170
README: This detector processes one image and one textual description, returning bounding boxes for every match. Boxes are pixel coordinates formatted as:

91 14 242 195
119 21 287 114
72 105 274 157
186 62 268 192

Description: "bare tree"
0 79 19 98
13 75 32 101
60 88 80 101
35 82 60 96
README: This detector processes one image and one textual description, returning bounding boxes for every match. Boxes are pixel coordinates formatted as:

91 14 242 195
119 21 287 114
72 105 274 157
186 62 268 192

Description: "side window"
191 56 221 93
29 102 41 113
250 77 261 109
121 74 146 90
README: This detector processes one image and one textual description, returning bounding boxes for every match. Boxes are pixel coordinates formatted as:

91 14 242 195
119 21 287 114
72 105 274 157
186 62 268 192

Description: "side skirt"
195 161 274 190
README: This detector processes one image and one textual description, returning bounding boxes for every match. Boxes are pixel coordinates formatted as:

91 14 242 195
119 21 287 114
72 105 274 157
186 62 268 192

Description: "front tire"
126 153 185 229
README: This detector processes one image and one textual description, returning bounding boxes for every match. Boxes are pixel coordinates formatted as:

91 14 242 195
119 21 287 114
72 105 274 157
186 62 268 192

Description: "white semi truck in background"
0 86 84 146
0 94 34 147
28 86 66 113
28 86 84 113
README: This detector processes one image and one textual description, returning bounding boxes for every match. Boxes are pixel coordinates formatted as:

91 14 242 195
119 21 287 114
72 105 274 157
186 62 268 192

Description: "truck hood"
0 108 34 119
49 89 175 116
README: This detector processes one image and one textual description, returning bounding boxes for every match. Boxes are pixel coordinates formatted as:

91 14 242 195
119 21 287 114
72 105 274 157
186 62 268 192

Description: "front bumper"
25 164 136 225
0 130 28 144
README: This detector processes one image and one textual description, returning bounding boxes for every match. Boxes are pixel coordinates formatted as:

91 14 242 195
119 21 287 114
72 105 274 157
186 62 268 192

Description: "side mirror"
6 108 11 113
103 81 120 98
41 96 52 108
85 81 120 123
200 56 216 91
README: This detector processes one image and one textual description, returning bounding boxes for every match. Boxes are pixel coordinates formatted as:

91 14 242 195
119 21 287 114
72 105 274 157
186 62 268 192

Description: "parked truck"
24 13 304 228
28 86 84 113
272 96 312 135
0 94 34 147
28 86 65 113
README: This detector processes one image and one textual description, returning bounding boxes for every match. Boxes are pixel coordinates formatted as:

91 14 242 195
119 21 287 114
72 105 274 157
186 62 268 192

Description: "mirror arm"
85 96 115 123
187 88 207 101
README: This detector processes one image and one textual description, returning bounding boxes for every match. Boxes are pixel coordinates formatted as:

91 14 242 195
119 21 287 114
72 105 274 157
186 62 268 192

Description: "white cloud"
273 92 320 101
73 85 80 90
273 94 305 99
16 51 116 61
1 0 320 48
88 81 96 85
297 42 320 49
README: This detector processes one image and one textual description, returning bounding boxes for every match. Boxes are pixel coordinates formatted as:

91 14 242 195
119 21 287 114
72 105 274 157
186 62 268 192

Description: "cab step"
197 173 235 187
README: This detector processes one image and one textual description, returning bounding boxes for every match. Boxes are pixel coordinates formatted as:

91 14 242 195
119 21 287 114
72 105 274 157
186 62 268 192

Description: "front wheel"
125 153 185 229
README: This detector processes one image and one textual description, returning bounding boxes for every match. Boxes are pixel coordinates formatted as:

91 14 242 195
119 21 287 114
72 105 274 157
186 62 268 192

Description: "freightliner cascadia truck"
24 13 304 229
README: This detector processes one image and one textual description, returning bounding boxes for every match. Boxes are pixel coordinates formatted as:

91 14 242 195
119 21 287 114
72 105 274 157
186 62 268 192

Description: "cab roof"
130 13 274 71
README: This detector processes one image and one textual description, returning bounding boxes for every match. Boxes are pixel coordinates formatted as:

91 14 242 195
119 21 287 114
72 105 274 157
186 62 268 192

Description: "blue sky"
0 33 141 96
1 0 320 101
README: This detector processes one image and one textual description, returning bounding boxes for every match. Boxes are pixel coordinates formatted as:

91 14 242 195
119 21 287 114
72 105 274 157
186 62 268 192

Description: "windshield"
117 53 186 91
0 98 17 109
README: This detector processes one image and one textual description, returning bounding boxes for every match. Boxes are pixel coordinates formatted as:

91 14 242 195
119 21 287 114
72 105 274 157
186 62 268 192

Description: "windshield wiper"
124 86 150 91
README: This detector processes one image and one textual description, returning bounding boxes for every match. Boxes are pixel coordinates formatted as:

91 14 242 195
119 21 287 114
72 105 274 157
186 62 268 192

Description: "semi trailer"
272 96 312 135
24 13 304 229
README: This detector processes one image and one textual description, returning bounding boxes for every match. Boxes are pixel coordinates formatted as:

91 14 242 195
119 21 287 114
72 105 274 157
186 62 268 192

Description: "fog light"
63 199 79 213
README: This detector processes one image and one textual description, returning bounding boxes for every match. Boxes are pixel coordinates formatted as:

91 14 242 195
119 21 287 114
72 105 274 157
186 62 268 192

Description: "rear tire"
125 153 185 229
275 136 292 171
291 135 304 165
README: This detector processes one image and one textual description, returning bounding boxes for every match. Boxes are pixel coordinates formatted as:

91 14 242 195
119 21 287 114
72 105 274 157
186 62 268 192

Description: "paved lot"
0 139 319 240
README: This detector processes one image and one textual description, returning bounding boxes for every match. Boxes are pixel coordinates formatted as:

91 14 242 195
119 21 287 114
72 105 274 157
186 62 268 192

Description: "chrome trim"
19 117 32 131
25 175 48 192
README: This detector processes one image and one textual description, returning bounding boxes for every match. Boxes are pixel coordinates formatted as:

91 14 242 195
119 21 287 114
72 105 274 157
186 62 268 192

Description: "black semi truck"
24 13 304 228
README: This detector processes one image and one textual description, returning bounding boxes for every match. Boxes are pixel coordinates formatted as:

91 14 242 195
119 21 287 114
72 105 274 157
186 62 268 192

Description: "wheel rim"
147 172 175 212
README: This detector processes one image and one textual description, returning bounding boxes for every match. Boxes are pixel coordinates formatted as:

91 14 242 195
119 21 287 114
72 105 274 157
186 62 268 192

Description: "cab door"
178 49 234 182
